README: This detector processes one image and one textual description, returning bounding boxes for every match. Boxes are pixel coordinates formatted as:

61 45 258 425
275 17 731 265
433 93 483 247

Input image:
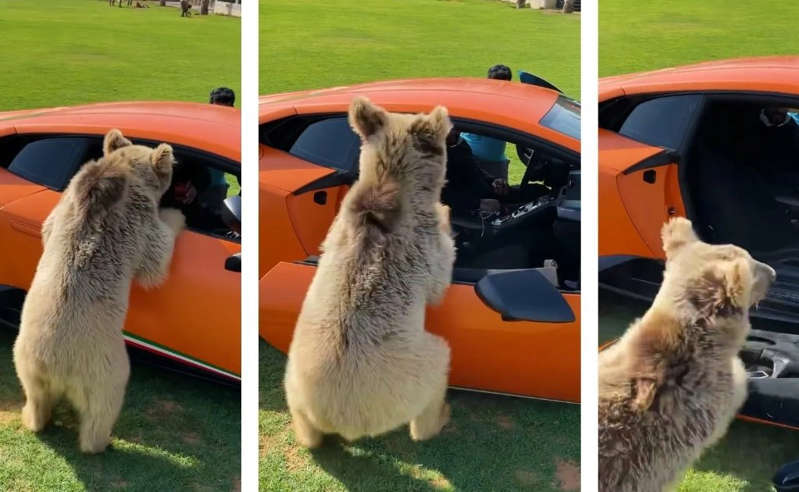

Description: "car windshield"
540 96 581 140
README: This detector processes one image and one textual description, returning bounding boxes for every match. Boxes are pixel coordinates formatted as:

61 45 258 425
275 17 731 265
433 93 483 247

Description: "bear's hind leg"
20 375 56 432
409 380 450 441
72 381 126 454
290 407 324 448
409 335 451 441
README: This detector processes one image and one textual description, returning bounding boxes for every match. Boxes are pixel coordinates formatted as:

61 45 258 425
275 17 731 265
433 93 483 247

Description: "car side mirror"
225 252 241 272
475 269 574 323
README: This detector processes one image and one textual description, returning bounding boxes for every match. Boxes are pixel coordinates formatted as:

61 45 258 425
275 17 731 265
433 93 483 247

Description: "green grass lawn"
261 0 579 98
600 291 799 491
0 328 241 491
261 342 579 492
600 0 799 77
0 0 240 111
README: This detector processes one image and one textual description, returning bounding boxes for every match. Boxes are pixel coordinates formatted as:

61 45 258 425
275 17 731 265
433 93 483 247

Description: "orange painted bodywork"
0 102 241 378
259 78 581 402
599 57 799 259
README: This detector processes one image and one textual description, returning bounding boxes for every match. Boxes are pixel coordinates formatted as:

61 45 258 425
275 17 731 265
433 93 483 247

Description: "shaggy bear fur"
284 97 456 448
598 217 776 491
13 129 184 453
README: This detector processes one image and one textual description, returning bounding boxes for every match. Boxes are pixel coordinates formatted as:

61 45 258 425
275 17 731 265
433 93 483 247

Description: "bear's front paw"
435 202 452 235
159 208 186 234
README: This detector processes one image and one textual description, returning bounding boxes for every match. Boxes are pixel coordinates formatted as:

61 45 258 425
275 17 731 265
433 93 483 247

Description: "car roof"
0 101 240 162
599 56 799 101
259 78 577 150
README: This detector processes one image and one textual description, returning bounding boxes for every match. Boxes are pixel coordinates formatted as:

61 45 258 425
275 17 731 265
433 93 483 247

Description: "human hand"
492 178 510 196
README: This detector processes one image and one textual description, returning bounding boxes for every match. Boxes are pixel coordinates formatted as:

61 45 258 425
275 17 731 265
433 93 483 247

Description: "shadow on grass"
261 341 580 491
0 328 241 490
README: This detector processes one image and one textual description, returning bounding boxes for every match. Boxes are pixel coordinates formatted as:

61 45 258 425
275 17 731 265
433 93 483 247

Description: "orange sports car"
598 56 799 428
0 102 241 382
260 78 581 402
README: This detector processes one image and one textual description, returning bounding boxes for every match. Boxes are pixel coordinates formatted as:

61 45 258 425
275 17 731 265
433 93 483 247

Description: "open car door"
598 129 685 259
260 262 580 402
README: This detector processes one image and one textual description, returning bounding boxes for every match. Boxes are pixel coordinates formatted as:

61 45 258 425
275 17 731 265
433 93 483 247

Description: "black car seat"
689 141 794 252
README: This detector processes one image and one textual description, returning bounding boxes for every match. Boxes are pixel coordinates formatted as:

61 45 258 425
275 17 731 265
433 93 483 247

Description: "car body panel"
0 102 241 380
259 78 581 401
260 78 579 152
261 262 580 402
598 129 676 258
600 56 799 102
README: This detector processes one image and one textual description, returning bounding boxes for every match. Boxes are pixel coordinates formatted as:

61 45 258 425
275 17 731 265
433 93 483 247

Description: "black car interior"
681 97 799 256
442 128 580 289
262 116 581 290
0 133 240 242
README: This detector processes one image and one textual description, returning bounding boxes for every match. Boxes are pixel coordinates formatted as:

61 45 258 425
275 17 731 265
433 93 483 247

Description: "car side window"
8 137 100 191
619 94 703 150
288 117 360 173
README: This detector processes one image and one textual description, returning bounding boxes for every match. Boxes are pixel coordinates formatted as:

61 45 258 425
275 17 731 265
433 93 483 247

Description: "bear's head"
102 129 176 198
348 97 452 203
660 217 775 325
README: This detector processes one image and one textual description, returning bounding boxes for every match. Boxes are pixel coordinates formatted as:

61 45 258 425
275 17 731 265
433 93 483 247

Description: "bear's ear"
427 105 453 137
349 97 388 139
103 129 132 156
631 377 658 412
661 216 698 258
151 143 175 175
687 258 751 319
409 106 452 157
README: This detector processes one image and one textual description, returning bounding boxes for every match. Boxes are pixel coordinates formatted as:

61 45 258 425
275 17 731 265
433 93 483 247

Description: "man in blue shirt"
461 65 512 180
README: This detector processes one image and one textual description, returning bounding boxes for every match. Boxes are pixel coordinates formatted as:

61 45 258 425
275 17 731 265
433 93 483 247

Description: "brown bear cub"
13 129 184 453
598 217 776 491
284 97 456 448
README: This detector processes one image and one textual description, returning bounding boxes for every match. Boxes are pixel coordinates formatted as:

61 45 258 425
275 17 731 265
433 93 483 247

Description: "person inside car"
442 129 502 213
443 129 549 214
460 65 512 179
161 163 229 233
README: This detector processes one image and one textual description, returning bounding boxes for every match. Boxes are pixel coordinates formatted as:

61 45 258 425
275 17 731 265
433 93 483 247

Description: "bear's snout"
752 260 776 305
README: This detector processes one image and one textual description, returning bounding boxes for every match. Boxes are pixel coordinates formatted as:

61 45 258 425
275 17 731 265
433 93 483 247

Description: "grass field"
600 0 799 77
261 0 579 98
600 292 799 491
0 329 241 491
0 0 240 110
261 342 579 492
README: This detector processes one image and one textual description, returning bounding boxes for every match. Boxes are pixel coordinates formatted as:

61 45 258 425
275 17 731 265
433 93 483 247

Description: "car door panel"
126 232 241 379
0 174 242 379
260 262 580 402
286 185 349 256
599 129 684 258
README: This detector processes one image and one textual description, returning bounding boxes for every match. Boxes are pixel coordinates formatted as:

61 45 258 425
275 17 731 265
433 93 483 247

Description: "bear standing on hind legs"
284 97 456 448
13 129 184 454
